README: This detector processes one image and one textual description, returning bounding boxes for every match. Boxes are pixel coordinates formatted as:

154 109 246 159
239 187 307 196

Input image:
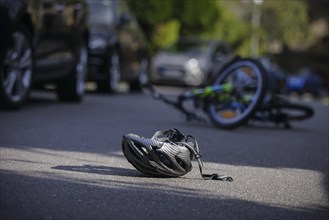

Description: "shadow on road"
51 165 144 177
51 165 193 180
1 169 328 220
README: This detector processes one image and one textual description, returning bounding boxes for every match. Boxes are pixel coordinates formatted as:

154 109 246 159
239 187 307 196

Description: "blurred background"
125 0 329 96
1 0 328 109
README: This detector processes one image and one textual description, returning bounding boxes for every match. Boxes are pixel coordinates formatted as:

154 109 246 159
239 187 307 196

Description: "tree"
125 0 312 57
125 0 221 51
260 0 310 51
217 0 312 56
203 1 252 56
125 0 176 51
173 0 219 36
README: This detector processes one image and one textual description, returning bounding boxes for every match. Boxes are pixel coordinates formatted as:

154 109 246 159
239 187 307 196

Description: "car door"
34 0 80 80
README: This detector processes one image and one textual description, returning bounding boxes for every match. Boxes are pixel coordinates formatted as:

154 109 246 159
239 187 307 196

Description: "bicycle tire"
271 99 314 122
207 58 268 129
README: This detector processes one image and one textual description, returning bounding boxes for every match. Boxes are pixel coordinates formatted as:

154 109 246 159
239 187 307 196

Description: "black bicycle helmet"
122 128 233 181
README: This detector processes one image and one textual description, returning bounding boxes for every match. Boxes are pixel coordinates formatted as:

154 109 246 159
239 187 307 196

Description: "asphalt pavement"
0 87 328 220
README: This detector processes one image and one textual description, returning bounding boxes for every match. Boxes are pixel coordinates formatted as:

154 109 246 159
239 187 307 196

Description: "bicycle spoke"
208 58 267 128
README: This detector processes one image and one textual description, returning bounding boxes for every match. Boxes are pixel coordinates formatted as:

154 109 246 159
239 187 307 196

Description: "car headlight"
187 58 199 69
186 58 202 75
89 36 107 49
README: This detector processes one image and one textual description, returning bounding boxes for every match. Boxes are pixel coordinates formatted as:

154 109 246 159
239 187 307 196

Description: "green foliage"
125 0 174 50
174 0 219 36
152 20 180 49
125 0 222 51
260 0 310 50
204 1 252 56
125 0 172 26
125 0 312 56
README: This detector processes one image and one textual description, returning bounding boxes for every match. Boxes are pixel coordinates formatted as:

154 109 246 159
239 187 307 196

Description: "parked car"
86 0 150 92
150 37 233 87
0 0 89 109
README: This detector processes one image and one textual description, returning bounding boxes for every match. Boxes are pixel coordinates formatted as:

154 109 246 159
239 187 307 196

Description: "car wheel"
57 39 88 102
0 26 34 109
97 49 120 93
130 58 149 92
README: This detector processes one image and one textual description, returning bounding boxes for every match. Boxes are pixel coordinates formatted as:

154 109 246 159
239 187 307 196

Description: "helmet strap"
179 137 233 181
195 155 233 181
152 128 233 181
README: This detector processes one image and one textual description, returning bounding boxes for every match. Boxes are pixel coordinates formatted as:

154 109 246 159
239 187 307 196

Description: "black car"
0 0 89 109
86 0 150 92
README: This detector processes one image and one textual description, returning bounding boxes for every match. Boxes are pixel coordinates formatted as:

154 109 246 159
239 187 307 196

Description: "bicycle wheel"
207 58 267 129
271 97 314 121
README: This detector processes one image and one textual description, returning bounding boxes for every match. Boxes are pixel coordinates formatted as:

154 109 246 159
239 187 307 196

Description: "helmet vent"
134 142 149 155
176 156 190 171
140 146 148 154
155 150 175 170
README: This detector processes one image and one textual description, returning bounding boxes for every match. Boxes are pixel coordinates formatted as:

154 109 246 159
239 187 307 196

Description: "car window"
87 0 115 25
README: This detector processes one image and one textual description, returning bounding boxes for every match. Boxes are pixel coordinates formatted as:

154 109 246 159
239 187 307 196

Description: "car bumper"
150 66 204 86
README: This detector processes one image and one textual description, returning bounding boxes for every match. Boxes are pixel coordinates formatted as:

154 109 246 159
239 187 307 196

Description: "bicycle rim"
208 58 267 129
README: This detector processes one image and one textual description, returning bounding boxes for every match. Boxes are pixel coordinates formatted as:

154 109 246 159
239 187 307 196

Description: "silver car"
150 38 233 86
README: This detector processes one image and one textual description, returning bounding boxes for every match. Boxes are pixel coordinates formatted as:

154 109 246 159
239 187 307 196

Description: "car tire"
0 25 34 109
57 39 88 102
97 48 121 93
129 58 149 92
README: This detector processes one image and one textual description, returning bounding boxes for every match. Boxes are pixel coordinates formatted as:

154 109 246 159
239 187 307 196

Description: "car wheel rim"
2 32 33 102
110 53 120 90
76 45 88 95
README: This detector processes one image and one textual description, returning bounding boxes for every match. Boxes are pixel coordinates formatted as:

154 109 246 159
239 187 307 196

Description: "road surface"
1 88 328 220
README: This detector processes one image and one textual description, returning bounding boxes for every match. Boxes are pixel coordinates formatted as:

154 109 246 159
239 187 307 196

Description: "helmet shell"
122 133 193 177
